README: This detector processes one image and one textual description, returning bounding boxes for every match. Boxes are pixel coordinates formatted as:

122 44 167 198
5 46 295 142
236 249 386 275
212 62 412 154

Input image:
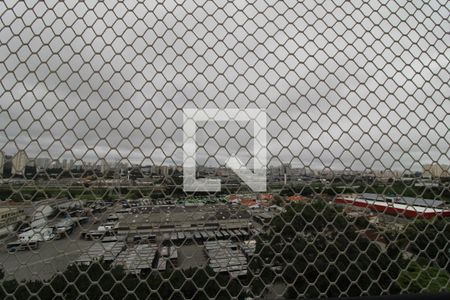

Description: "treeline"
248 201 450 298
389 218 450 273
0 265 247 300
0 187 114 202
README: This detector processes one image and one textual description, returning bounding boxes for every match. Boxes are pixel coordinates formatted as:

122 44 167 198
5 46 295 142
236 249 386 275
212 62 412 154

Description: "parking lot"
177 245 208 269
0 226 95 281
0 201 262 281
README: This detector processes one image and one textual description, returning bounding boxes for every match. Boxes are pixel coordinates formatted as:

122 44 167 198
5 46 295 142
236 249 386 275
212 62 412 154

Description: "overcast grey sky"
0 0 449 172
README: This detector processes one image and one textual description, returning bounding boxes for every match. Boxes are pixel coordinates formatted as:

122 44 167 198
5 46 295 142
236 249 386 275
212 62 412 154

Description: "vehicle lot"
0 212 105 281
0 202 261 281
177 244 208 269
0 232 95 281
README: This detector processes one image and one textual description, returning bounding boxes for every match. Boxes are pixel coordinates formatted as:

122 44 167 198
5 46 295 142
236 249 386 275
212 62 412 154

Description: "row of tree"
0 264 247 300
248 201 450 298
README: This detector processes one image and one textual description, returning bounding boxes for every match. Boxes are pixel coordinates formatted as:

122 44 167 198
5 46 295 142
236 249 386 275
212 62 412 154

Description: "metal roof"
361 193 445 208
114 244 158 273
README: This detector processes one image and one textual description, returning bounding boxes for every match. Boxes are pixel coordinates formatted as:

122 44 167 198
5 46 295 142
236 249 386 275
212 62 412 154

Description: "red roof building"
287 195 307 202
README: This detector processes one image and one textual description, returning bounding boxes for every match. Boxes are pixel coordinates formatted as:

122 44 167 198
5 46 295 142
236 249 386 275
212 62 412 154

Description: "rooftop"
0 207 23 214
361 193 446 208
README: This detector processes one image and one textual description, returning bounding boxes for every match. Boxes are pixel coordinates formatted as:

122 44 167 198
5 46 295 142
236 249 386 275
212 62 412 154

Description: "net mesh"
0 0 449 299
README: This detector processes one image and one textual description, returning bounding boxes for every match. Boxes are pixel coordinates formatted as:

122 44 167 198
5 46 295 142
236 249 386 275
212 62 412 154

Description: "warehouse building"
0 207 26 236
335 193 450 219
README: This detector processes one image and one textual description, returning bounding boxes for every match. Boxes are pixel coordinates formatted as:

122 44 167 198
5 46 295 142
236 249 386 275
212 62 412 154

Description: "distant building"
0 207 26 236
414 179 440 188
286 195 307 202
160 166 169 176
196 166 216 177
51 159 61 169
115 161 128 173
35 157 51 169
152 165 170 176
270 164 292 176
290 167 307 177
282 163 292 175
100 159 109 174
374 170 401 179
0 151 4 176
336 193 450 219
72 164 83 172
239 198 258 207
423 164 449 178
2 155 13 176
141 166 152 175
62 159 69 171
12 151 28 176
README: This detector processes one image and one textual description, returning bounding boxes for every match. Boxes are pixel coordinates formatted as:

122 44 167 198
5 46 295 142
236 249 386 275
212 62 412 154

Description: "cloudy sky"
0 0 449 172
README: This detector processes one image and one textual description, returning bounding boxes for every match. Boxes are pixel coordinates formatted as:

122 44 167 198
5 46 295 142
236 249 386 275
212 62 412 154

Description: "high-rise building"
100 159 109 174
12 151 28 176
0 152 4 176
62 159 68 171
160 165 169 176
35 157 51 169
423 163 448 178
282 163 292 176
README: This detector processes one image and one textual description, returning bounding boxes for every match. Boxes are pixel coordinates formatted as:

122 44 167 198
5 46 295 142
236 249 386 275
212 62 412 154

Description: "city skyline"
0 149 449 177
